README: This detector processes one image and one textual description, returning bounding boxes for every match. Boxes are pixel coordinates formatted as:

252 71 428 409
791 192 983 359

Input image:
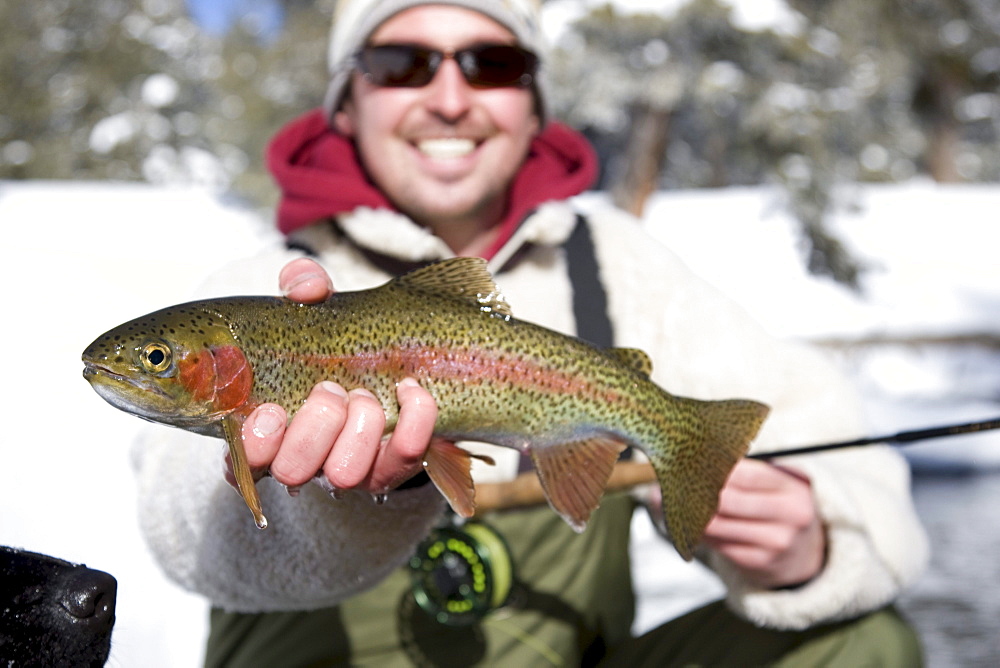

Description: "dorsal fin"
606 348 653 376
394 258 513 317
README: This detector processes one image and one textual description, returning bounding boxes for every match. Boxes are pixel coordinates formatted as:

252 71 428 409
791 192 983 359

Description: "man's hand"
225 258 439 495
701 459 826 589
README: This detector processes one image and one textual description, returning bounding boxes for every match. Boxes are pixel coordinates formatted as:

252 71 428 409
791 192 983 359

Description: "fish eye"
140 342 173 374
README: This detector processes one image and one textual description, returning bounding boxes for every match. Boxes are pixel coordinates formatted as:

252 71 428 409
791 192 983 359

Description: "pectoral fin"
222 413 268 529
530 437 627 532
423 439 495 518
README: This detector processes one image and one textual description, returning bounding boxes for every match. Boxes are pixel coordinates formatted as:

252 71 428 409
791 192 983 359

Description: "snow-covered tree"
205 0 334 206
547 0 998 288
5 0 996 285
0 0 236 186
790 0 1000 182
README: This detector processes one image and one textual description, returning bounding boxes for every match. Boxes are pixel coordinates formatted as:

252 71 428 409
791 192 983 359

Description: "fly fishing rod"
748 416 1000 460
473 416 1000 514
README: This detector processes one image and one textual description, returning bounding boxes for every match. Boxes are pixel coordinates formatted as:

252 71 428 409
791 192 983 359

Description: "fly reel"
409 519 513 626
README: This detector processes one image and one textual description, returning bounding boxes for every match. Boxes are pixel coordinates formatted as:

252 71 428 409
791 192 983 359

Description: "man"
132 1 928 664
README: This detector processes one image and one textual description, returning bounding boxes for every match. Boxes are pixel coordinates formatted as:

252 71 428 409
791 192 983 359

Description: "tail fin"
649 398 769 561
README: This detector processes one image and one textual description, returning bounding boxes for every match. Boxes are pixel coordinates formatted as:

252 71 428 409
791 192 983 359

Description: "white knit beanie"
322 0 549 121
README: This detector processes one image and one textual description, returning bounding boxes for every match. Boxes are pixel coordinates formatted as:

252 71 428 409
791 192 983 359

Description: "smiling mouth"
416 138 477 159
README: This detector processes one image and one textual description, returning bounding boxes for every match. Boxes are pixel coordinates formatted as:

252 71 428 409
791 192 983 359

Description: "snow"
141 74 181 108
724 0 805 36
585 181 1000 341
142 144 232 189
541 0 806 43
0 181 276 667
1 180 997 663
633 182 1000 470
89 113 140 154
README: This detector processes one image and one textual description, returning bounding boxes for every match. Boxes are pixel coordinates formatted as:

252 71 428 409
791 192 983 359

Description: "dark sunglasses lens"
465 45 537 87
359 46 435 87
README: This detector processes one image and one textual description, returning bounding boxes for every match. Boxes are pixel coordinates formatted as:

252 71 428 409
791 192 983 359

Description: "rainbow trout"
82 258 768 559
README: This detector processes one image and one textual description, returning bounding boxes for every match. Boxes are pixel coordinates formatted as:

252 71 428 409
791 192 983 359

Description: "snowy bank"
0 181 275 667
631 182 1000 472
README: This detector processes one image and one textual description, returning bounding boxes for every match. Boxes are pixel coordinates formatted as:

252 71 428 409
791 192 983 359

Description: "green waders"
204 495 921 667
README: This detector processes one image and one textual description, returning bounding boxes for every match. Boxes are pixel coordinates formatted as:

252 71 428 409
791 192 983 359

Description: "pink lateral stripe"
285 344 613 397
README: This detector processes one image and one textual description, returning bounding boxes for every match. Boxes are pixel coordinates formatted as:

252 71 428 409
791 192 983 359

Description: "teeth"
417 138 476 159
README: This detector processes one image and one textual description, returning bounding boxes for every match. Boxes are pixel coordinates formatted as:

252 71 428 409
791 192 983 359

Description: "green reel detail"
409 520 513 626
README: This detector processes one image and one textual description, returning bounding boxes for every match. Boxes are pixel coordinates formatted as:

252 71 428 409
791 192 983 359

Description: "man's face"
334 6 540 240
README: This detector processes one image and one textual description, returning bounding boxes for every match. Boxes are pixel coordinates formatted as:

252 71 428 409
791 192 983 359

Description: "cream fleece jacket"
132 200 927 629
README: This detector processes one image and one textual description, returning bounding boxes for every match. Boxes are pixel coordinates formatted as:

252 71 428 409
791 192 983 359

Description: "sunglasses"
355 43 539 89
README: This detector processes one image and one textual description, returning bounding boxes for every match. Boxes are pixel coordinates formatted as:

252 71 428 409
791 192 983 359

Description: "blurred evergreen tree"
207 0 334 209
3 0 997 286
790 0 1000 182
548 0 999 289
0 0 225 184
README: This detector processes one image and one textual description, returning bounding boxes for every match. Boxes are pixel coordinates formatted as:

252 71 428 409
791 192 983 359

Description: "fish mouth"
82 363 113 382
82 363 172 401
83 363 130 388
82 362 227 430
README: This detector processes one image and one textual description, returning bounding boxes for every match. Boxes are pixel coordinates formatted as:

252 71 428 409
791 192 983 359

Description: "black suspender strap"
564 214 631 463
564 213 615 348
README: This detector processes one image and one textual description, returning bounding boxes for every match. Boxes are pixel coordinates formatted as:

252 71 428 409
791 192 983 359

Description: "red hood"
266 109 598 259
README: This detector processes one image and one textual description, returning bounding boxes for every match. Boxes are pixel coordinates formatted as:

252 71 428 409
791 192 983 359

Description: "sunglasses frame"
354 43 539 89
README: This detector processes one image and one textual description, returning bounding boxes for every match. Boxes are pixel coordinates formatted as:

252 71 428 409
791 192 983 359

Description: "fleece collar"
266 109 598 261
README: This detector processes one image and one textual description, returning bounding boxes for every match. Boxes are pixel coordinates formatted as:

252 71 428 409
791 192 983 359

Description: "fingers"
706 460 815 538
713 459 814 522
703 515 825 588
701 459 826 588
366 378 438 491
703 513 812 554
279 258 334 303
222 403 288 489
323 380 437 491
242 404 289 471
232 378 437 496
723 457 808 489
321 389 386 489
271 382 352 488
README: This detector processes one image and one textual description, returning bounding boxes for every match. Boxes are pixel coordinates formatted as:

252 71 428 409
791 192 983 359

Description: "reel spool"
409 520 513 626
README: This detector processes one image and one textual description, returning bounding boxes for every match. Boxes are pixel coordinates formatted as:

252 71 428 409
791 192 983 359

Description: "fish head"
82 304 253 431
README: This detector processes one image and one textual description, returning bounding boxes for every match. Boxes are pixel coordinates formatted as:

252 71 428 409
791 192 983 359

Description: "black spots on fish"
83 302 241 377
